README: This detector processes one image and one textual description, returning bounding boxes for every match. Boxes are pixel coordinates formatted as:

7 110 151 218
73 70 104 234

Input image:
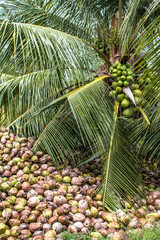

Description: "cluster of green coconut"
93 39 109 54
109 61 142 117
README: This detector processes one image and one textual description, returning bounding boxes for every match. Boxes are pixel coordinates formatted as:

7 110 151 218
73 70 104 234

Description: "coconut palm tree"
0 0 159 211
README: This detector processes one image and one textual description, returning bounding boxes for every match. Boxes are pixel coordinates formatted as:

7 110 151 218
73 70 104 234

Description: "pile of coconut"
0 126 160 240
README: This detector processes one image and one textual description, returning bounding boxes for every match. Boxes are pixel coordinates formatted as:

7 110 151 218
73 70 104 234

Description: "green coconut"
125 62 131 68
120 75 126 81
118 80 123 86
54 175 63 182
116 86 122 93
112 81 118 89
112 74 118 79
123 81 129 87
1 182 11 191
117 70 122 76
117 94 125 102
123 108 133 117
117 64 122 70
131 83 139 90
112 69 117 74
113 61 120 68
121 65 127 71
109 90 116 97
135 97 142 105
109 66 114 72
127 76 133 81
127 70 133 76
122 71 127 75
121 99 130 108
63 176 71 183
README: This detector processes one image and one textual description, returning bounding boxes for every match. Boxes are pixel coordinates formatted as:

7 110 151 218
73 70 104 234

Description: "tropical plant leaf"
100 101 120 211
8 76 111 168
0 21 103 76
131 105 160 163
0 20 104 128
32 76 112 167
32 101 80 167
68 76 113 152
138 107 150 126
0 68 96 125
66 78 143 210
1 0 90 39
98 116 144 212
6 94 66 137
131 16 160 108
120 0 160 57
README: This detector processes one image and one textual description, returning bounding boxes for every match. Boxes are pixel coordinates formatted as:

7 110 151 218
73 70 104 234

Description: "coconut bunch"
93 39 109 55
109 61 143 118
0 127 160 240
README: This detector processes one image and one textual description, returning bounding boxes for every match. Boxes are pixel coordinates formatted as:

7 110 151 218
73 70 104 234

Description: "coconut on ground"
0 126 159 240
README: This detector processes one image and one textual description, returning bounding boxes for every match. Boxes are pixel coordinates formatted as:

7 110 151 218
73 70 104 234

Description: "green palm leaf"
120 0 160 57
96 106 144 211
33 76 112 163
32 101 79 167
131 16 160 107
131 106 160 163
0 68 96 125
0 21 102 76
1 0 90 39
68 77 113 151
67 78 143 210
6 94 66 137
8 76 113 168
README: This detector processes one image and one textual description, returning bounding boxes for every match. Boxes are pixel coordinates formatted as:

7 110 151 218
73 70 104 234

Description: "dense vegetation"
0 0 159 213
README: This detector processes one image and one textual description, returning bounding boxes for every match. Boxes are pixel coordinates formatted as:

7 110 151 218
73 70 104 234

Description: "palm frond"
44 0 104 36
32 101 79 167
66 77 143 210
6 93 66 137
1 0 90 40
132 16 160 107
120 0 142 57
68 76 113 152
0 67 96 125
0 5 6 21
1 0 103 40
99 116 144 212
120 0 160 57
32 76 112 167
34 75 112 157
0 20 103 76
131 105 160 163
7 76 111 168
101 102 119 211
